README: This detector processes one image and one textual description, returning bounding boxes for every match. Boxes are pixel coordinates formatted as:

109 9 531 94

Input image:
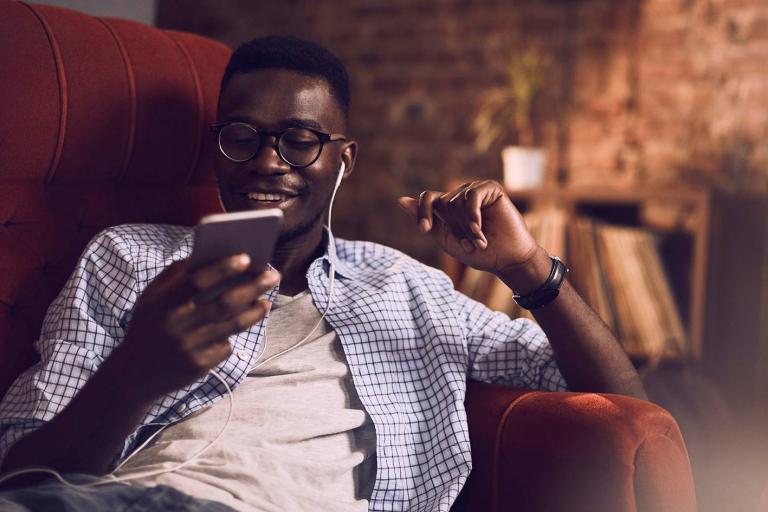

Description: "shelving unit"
441 183 711 361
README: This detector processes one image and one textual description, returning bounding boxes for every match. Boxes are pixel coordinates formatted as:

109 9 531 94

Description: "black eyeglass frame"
210 122 348 168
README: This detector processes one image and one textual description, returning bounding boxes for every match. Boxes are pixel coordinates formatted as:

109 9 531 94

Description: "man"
0 36 645 511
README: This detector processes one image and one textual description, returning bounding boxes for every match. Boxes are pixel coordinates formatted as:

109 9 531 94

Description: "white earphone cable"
104 368 234 484
249 162 343 371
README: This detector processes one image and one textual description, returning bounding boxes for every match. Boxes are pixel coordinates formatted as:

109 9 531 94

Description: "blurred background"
30 1 768 511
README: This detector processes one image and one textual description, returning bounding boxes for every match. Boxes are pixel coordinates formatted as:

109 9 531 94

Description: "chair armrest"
452 381 697 512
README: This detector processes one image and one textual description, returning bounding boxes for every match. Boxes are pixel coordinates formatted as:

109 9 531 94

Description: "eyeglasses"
211 122 347 168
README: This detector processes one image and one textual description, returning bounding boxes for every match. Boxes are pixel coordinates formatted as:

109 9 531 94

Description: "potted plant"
473 47 551 189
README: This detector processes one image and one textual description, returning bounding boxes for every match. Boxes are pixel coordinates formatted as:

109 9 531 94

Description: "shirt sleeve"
453 290 568 392
0 229 139 467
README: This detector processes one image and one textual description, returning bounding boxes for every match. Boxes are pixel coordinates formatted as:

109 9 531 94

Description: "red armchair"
0 1 696 510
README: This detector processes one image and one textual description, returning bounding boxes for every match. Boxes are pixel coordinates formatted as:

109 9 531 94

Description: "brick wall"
157 0 768 265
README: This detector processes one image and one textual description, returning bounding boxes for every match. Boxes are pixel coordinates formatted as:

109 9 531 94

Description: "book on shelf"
566 217 617 334
632 228 687 357
594 224 687 360
456 209 688 361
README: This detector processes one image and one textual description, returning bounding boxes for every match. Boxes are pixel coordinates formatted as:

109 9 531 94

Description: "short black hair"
220 35 351 121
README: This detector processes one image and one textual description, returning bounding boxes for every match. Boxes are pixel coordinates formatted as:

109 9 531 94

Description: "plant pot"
501 146 546 190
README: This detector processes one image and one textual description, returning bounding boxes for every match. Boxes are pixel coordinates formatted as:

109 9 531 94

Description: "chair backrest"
0 0 231 397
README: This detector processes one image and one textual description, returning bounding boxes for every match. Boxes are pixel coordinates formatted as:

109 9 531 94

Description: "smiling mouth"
243 192 300 203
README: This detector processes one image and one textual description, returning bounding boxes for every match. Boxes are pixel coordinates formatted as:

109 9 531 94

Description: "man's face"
215 69 354 241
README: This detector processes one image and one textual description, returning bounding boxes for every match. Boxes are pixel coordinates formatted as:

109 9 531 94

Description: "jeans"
0 474 237 512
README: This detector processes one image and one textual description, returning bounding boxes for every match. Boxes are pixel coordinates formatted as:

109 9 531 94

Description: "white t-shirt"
114 290 377 512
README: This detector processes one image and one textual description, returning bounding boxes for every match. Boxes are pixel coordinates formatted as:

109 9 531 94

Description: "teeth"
247 192 287 201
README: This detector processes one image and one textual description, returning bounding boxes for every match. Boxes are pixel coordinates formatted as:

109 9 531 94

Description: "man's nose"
245 135 289 174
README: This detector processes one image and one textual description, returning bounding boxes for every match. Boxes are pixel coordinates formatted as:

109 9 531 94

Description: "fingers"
397 196 418 217
187 298 273 350
437 182 489 251
169 270 280 332
400 181 494 252
160 296 272 377
460 182 483 233
162 253 254 307
398 190 448 236
441 188 478 252
458 183 489 249
397 192 437 233
417 191 442 233
191 253 252 294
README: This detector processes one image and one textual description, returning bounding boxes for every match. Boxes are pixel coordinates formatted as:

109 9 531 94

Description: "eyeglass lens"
218 123 324 167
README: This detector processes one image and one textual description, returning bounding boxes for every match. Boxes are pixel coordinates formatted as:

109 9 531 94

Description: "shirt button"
178 402 188 413
237 351 248 361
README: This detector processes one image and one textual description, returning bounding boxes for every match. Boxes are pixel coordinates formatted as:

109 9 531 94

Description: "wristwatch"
513 256 569 310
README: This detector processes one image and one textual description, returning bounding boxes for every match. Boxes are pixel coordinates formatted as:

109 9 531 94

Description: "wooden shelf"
506 184 708 203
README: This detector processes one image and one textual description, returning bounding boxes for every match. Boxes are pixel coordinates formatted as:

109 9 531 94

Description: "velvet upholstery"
0 0 228 396
452 382 697 511
0 1 697 510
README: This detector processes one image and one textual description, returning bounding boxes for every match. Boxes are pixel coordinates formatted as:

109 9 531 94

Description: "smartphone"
189 208 283 302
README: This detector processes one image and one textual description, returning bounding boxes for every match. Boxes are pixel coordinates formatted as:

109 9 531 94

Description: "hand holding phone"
189 208 283 303
118 210 283 401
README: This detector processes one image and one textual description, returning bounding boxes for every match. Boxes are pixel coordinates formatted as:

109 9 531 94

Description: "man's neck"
271 226 325 296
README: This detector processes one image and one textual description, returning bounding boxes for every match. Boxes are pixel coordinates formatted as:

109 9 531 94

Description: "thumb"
397 196 418 218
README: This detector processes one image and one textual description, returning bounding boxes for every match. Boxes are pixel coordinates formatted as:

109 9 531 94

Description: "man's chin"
277 210 325 245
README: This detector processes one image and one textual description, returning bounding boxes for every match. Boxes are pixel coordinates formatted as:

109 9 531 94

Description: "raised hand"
398 180 542 277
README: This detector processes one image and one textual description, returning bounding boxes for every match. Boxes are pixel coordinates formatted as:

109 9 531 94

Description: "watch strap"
513 256 569 310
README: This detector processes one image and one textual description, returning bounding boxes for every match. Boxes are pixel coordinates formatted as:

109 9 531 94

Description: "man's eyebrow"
280 117 324 131
221 116 325 131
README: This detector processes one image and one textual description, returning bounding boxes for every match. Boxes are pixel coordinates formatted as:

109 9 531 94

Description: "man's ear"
340 140 357 178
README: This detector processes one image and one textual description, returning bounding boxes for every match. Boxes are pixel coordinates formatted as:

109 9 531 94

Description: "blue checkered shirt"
0 224 567 511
